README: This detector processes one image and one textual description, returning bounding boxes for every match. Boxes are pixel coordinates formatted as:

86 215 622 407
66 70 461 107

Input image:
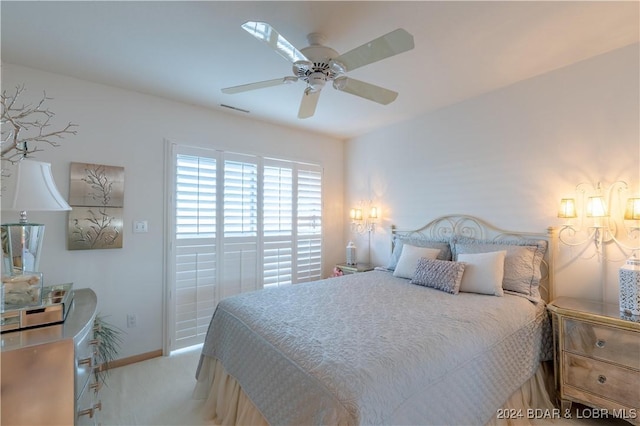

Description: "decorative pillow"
410 258 466 294
452 237 547 301
393 245 441 279
387 236 452 270
457 251 507 296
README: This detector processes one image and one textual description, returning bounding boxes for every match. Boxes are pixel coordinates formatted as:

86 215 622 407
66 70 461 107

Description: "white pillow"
457 251 507 296
393 245 441 279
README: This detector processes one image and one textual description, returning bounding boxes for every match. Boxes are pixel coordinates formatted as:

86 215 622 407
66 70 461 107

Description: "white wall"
1 63 345 359
346 44 640 305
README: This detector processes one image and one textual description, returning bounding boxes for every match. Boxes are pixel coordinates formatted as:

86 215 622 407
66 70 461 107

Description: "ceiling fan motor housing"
294 44 342 90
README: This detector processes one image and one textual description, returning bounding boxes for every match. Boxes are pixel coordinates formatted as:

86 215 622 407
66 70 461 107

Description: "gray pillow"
410 258 466 294
452 237 547 300
387 236 452 270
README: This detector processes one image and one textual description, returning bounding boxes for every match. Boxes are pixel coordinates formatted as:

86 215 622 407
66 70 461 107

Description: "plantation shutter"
263 160 293 288
220 154 260 300
174 153 217 349
296 167 322 282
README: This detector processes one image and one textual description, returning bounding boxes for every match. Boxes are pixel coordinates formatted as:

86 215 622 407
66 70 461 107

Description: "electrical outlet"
126 313 137 328
133 220 148 233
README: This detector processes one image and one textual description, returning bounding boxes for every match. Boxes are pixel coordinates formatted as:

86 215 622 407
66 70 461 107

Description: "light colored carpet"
99 346 630 426
99 345 214 426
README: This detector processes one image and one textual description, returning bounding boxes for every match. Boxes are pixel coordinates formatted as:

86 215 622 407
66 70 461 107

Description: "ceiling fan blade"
222 77 297 94
298 89 321 119
241 21 308 63
333 28 414 72
333 77 398 105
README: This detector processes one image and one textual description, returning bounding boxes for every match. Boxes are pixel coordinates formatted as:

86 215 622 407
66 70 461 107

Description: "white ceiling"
2 1 638 140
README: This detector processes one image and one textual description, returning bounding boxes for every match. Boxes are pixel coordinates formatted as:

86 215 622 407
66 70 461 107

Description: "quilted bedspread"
198 270 552 425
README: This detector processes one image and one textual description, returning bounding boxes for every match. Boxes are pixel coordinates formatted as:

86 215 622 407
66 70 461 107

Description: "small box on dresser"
548 297 640 425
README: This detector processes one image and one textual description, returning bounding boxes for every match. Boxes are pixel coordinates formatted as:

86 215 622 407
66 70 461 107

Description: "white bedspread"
198 270 552 425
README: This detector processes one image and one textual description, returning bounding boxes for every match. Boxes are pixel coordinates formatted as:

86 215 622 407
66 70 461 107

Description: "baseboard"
101 349 163 370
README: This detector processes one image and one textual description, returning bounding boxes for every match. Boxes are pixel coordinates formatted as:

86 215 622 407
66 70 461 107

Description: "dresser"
548 297 639 424
1 288 100 425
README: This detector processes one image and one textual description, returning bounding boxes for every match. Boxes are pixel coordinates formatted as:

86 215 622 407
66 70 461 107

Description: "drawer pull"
597 375 607 384
78 357 93 367
595 339 606 348
78 401 102 419
77 408 94 419
90 381 102 392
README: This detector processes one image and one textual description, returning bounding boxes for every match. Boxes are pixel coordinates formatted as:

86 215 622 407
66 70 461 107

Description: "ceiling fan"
222 21 415 119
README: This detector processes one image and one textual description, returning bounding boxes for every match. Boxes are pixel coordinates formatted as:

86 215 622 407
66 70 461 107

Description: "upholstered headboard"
391 215 557 302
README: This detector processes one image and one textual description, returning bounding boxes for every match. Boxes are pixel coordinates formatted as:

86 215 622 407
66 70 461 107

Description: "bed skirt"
193 355 556 426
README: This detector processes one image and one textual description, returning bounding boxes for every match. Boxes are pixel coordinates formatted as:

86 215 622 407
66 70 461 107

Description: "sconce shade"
624 198 640 220
586 196 607 218
369 207 378 219
9 160 71 215
558 198 577 218
354 209 363 221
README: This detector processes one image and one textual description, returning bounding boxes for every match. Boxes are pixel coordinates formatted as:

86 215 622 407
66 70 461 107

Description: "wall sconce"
557 181 639 256
558 182 640 314
349 202 378 234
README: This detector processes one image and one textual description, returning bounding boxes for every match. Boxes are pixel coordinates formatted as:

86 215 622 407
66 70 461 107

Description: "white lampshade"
9 159 71 216
624 198 640 220
558 198 577 218
369 207 378 219
586 196 608 218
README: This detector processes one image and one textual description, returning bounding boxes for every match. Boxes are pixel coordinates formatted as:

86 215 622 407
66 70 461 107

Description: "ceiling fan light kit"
222 21 415 119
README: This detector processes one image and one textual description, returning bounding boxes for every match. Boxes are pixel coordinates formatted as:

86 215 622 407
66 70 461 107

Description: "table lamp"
1 159 71 276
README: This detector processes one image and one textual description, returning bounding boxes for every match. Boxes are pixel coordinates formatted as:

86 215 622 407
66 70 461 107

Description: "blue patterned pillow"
410 257 466 294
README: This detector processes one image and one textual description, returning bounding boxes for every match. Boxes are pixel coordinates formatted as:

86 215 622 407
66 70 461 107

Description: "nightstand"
548 297 639 424
335 263 374 275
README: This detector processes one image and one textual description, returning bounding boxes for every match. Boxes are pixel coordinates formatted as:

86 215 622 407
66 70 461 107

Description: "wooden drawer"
563 318 640 369
563 352 640 409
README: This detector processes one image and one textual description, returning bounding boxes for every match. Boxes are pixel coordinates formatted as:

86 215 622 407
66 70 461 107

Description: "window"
169 145 322 351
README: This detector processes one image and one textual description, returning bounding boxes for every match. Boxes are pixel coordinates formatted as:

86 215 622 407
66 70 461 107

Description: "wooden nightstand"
335 263 374 275
548 297 640 424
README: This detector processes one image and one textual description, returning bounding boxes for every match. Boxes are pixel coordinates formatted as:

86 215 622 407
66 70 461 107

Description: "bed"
194 215 557 425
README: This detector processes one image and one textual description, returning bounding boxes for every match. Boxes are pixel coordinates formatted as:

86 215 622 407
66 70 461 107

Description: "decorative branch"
1 85 78 163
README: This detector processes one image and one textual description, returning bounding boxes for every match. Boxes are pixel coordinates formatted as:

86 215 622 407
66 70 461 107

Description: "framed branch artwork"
68 162 124 250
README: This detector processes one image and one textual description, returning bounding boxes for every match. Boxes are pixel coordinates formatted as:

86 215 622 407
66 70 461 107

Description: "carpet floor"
99 345 214 426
